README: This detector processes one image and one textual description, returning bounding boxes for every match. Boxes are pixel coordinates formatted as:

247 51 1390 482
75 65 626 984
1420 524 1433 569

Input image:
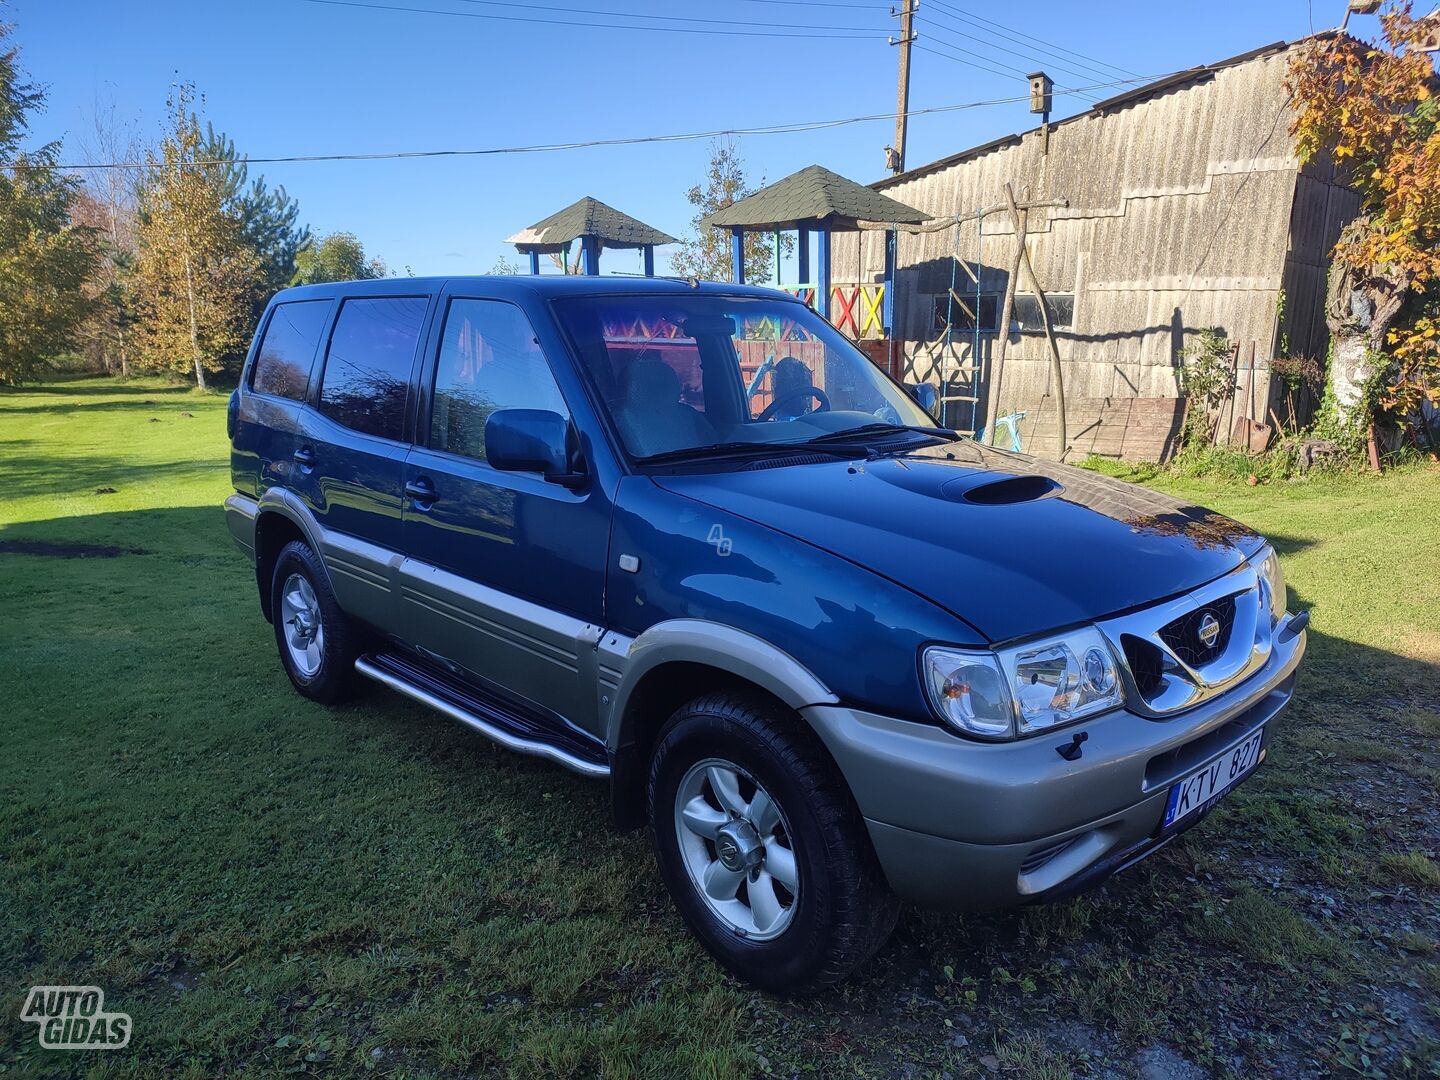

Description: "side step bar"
355 654 610 779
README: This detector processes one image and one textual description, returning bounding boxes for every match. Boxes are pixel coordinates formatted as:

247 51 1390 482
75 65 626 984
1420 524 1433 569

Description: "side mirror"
485 409 587 488
907 381 939 416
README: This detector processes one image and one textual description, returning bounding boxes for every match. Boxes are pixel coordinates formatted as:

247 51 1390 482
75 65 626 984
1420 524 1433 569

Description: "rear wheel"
270 540 359 704
647 691 898 992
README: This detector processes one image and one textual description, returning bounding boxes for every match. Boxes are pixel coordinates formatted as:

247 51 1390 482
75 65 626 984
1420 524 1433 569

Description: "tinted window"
430 299 568 461
319 297 428 441
252 300 330 399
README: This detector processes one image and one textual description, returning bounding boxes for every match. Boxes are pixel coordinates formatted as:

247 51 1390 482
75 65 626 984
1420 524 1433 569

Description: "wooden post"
642 245 655 277
581 236 600 275
528 251 540 275
985 186 1027 444
730 227 745 285
891 0 916 174
817 226 831 319
797 226 810 285
883 225 897 339
1004 185 1067 460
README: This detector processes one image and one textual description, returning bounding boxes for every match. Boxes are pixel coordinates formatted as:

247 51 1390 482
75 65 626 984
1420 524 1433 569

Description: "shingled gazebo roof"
701 165 929 231
506 196 677 254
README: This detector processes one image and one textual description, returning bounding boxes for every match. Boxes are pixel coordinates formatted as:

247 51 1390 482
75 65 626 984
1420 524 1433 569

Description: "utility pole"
888 0 917 175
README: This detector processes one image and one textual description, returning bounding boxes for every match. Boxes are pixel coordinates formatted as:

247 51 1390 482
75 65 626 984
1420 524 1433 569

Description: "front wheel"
647 692 898 992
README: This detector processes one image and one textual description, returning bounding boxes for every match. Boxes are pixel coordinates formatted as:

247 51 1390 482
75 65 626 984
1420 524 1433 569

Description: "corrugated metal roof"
703 164 930 230
874 38 1318 190
507 196 677 252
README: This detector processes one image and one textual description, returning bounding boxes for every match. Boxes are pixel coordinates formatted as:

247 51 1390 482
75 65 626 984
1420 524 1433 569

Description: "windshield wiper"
804 422 957 445
634 440 863 466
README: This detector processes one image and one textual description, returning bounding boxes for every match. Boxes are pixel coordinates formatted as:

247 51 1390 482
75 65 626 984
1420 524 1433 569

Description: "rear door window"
251 300 331 400
318 296 428 441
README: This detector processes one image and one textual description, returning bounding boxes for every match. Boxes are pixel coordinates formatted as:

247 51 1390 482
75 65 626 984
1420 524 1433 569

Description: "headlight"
924 628 1124 740
1000 628 1123 734
1257 548 1286 624
922 647 1014 739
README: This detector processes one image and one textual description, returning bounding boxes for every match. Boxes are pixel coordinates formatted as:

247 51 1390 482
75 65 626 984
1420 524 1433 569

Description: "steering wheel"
757 386 831 422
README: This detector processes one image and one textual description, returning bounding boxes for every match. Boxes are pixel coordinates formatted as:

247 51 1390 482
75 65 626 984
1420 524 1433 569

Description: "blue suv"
226 276 1307 990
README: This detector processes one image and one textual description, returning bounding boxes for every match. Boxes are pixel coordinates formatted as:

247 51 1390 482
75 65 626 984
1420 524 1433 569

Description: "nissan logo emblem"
1198 612 1221 649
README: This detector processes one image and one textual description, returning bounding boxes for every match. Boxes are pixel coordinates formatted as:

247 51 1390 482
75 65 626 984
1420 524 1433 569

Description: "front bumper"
803 613 1306 910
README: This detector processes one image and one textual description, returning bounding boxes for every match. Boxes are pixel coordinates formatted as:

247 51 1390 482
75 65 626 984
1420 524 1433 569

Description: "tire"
647 691 899 993
269 539 359 704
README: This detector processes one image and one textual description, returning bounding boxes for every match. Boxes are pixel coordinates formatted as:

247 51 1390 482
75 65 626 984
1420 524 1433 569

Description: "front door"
399 294 611 736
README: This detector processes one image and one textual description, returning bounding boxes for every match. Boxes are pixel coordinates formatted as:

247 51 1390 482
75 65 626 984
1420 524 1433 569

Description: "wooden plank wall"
1016 395 1185 462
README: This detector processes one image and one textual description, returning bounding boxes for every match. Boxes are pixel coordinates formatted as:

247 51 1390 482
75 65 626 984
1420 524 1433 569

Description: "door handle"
405 478 438 506
293 446 315 467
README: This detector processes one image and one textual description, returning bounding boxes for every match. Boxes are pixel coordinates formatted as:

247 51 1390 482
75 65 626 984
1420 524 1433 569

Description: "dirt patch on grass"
0 539 147 558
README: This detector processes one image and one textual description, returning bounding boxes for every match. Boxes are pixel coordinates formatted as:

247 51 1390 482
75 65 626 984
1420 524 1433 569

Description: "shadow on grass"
0 443 226 501
0 380 196 397
0 400 217 416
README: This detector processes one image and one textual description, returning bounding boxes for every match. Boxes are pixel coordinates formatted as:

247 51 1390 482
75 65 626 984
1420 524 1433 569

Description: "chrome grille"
1158 595 1237 667
1097 557 1274 717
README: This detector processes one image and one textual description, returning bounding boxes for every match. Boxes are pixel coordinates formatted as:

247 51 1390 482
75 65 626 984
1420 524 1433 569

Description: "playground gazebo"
507 196 677 276
701 164 928 341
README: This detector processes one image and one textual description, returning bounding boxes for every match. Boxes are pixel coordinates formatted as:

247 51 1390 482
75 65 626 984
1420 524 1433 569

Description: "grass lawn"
2 377 1438 1078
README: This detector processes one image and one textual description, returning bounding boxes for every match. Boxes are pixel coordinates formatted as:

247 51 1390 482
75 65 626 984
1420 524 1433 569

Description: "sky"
13 0 1359 278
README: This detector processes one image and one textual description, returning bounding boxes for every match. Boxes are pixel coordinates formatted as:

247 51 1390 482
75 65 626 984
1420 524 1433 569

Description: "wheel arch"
604 620 840 830
253 492 330 623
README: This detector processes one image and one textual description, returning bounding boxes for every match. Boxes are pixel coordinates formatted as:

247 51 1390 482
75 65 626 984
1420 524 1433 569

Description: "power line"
915 14 1107 85
927 0 1140 78
912 42 1039 85
301 0 887 39
728 0 888 8
43 75 1171 173
446 0 889 33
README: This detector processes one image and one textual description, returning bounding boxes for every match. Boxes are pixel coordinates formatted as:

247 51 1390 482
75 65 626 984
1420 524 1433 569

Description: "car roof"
270 275 801 305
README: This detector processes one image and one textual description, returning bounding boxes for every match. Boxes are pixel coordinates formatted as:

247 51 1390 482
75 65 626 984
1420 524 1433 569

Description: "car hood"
652 441 1265 643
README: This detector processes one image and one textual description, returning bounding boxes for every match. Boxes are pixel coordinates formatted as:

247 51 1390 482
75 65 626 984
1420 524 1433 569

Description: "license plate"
1162 726 1265 830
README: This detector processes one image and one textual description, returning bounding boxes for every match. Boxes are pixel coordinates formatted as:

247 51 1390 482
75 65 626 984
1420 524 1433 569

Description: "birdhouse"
1419 9 1439 53
1028 72 1054 116
1347 0 1382 13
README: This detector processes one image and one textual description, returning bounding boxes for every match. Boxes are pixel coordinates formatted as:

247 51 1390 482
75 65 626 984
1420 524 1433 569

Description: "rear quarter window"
251 300 331 400
318 296 429 441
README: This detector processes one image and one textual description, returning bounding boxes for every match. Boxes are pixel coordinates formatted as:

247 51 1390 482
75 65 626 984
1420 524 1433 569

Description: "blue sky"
16 0 1347 276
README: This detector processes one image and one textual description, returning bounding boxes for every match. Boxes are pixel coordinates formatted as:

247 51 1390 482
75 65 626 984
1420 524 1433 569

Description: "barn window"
933 293 999 333
1013 294 1074 332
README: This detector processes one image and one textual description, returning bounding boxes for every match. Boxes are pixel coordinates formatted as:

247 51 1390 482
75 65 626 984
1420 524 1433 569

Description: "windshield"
552 294 941 460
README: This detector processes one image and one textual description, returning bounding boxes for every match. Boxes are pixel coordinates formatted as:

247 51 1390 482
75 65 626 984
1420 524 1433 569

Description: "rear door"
291 292 434 631
231 297 333 500
399 290 613 735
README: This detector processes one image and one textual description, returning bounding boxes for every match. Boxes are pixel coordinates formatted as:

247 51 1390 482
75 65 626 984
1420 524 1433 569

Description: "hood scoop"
945 473 1063 505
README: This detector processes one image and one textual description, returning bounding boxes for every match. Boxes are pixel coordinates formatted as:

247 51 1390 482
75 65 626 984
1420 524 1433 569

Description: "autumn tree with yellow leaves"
1289 1 1440 437
131 84 259 390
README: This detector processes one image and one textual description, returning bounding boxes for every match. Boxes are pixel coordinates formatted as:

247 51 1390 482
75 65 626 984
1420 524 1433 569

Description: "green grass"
3 378 1439 1078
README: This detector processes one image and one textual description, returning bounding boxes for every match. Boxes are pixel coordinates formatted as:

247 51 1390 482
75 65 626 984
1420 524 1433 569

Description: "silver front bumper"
803 612 1307 909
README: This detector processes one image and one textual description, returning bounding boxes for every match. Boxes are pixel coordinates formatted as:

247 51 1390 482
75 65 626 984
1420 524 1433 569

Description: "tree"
76 96 142 376
131 84 260 390
1288 2 1440 431
200 125 307 298
0 18 100 385
290 231 386 285
671 138 778 284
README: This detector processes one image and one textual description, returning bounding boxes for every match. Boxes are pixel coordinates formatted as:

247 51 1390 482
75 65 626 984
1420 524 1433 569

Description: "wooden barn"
833 36 1359 460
